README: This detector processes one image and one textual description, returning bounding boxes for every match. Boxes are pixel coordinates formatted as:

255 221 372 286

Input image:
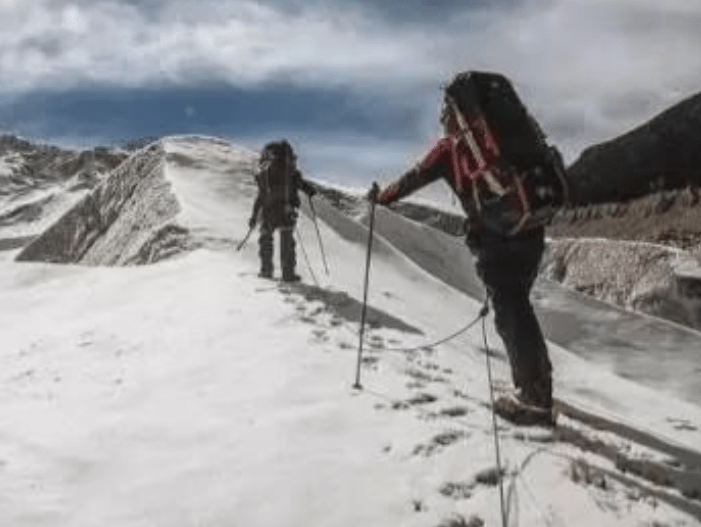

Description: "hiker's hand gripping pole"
353 182 379 389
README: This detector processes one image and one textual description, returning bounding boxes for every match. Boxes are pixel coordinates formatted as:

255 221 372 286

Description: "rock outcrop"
0 136 128 250
542 238 701 330
565 92 701 205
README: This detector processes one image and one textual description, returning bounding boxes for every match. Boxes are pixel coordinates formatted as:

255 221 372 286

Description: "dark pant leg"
279 210 298 279
258 214 275 276
280 226 297 279
469 228 552 406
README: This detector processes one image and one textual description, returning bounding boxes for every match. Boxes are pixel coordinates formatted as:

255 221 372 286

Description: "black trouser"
467 226 552 406
258 207 297 279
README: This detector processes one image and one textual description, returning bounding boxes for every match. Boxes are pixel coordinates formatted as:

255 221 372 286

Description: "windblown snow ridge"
15 136 259 266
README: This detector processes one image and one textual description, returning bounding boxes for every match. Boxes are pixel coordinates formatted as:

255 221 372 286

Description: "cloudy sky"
1 0 701 191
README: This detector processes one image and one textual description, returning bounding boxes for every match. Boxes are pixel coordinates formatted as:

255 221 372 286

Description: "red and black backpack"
444 71 568 236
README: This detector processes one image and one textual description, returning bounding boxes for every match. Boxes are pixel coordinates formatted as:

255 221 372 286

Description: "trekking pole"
353 183 379 390
236 224 255 251
307 195 329 275
481 300 507 527
295 227 319 287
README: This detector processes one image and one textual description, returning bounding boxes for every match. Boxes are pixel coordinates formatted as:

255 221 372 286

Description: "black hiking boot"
492 391 554 427
281 273 301 283
258 269 273 279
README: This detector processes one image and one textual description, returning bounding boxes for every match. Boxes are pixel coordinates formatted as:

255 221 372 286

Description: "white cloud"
1 0 701 160
0 0 440 92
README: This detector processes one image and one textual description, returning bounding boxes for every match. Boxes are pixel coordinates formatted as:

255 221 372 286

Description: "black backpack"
257 141 296 208
444 71 568 236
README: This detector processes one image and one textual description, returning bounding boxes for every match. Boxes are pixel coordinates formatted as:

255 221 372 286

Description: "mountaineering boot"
492 389 554 427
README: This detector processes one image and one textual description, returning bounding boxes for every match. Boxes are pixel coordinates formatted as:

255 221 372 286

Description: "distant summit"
567 92 701 205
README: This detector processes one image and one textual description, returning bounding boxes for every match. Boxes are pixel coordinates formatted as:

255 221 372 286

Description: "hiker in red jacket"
373 73 560 424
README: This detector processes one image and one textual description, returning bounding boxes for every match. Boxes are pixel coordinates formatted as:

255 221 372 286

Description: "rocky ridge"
566 92 701 205
16 136 258 265
0 135 127 254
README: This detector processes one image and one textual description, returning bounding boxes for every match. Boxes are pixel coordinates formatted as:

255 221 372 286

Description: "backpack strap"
446 95 506 196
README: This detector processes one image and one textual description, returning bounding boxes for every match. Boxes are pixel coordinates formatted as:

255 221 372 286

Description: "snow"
1 137 701 526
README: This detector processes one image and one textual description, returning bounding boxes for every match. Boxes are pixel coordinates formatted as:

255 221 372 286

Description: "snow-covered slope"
2 136 701 526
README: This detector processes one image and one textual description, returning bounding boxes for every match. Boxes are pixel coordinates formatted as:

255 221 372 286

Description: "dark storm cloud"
0 84 425 144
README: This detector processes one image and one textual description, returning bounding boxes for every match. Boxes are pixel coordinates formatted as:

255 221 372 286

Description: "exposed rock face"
548 186 701 256
16 144 172 264
0 135 126 196
542 238 701 330
16 137 258 265
566 93 701 205
0 136 128 252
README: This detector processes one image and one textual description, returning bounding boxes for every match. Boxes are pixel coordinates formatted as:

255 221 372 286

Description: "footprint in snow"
391 392 438 410
438 481 474 500
412 429 470 457
361 356 379 369
439 406 470 418
418 360 441 371
405 367 448 384
367 335 384 348
311 329 329 343
436 514 484 527
473 466 506 487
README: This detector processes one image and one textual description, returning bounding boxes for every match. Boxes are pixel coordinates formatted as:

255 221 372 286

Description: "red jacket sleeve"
377 138 453 205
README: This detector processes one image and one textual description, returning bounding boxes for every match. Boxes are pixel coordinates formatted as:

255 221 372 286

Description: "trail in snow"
1 136 701 526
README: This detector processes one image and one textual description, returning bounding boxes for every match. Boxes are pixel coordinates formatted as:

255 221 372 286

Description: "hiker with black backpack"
248 140 316 282
371 72 568 425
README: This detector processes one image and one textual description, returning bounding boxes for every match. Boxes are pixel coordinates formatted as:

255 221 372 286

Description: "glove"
248 216 257 229
366 182 380 203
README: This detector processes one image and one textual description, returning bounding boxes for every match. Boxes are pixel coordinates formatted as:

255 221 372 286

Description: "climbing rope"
363 299 490 354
